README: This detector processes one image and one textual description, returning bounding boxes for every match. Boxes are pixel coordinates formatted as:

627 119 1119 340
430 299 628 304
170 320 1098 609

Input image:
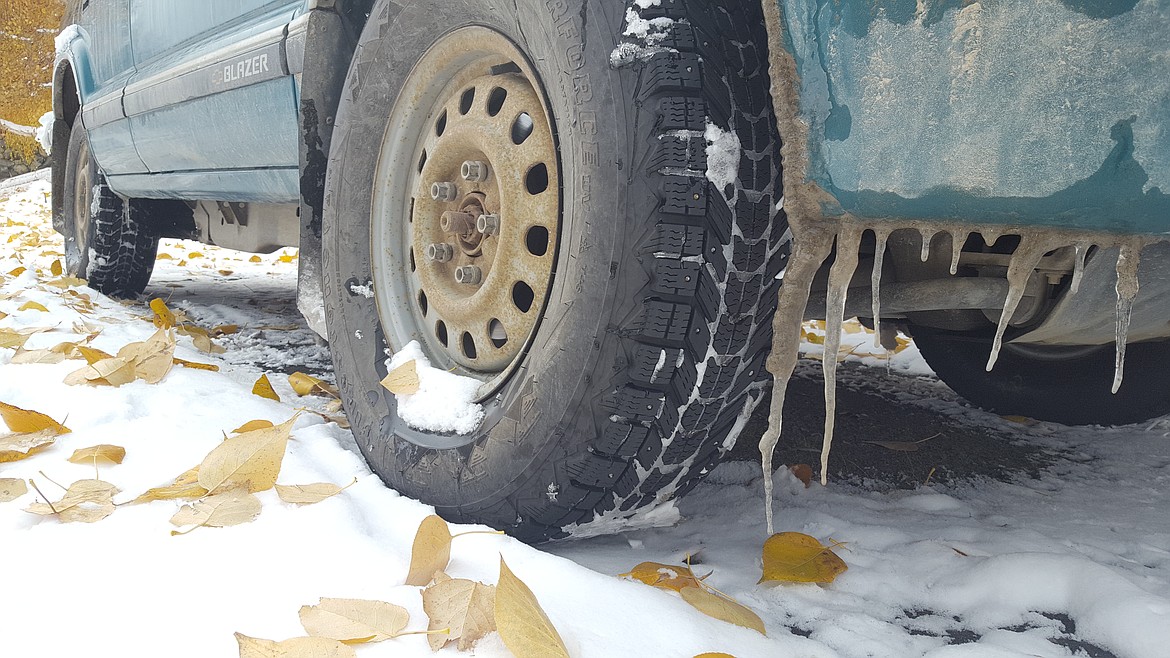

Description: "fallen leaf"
213 324 240 336
50 259 62 276
43 276 87 289
0 400 71 436
0 328 36 349
8 266 25 276
170 487 261 535
495 557 570 658
77 346 114 364
380 360 419 395
679 586 766 635
178 325 226 354
695 654 738 658
10 347 67 364
759 532 848 584
235 633 356 658
18 301 48 312
26 479 118 523
115 329 176 383
288 372 339 398
68 444 126 465
298 598 410 644
0 430 57 462
0 478 28 502
278 253 296 263
405 514 452 586
156 253 172 260
422 575 496 651
149 298 176 329
249 255 262 263
232 420 274 434
198 416 295 494
788 464 813 487
173 357 220 372
131 466 207 503
276 480 353 506
621 562 704 592
252 374 281 401
63 355 137 386
187 252 204 259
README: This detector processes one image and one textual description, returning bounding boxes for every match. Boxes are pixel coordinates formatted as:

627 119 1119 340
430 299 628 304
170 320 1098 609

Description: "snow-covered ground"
2 176 1168 657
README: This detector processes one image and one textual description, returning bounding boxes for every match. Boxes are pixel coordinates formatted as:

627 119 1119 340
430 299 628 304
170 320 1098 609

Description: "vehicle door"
118 0 302 202
75 0 148 175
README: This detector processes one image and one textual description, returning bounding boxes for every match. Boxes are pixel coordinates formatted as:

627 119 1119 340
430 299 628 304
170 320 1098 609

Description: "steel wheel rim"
73 138 92 256
370 27 560 430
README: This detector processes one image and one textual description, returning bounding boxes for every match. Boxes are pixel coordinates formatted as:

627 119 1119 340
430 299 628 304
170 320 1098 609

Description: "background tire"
323 0 789 541
913 330 1170 425
61 122 159 298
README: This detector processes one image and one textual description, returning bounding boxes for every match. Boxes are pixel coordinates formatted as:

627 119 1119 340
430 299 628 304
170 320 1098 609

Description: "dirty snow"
2 177 1169 657
705 121 742 192
384 340 484 435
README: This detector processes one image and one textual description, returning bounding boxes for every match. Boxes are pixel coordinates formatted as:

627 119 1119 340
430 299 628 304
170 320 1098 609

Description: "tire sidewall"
323 0 627 508
61 122 94 278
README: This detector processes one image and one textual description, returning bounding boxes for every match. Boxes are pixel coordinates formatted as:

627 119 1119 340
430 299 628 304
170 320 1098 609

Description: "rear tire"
913 330 1170 425
61 122 159 297
323 0 788 541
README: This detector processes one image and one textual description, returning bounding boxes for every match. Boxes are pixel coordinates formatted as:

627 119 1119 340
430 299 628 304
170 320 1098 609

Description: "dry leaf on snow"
233 419 274 434
50 259 62 276
759 532 848 584
235 633 355 658
405 514 452 586
170 487 261 535
64 355 137 386
0 477 28 502
68 444 126 465
131 465 207 504
10 347 67 364
116 329 176 383
17 301 48 312
620 562 705 592
380 360 419 395
695 654 737 658
288 372 339 398
679 586 765 635
298 597 409 644
422 573 496 651
0 431 59 463
198 416 295 494
150 298 176 329
26 478 118 523
276 479 354 506
252 374 281 401
788 464 814 488
495 557 570 658
0 327 47 350
77 345 114 364
173 357 220 372
0 401 70 462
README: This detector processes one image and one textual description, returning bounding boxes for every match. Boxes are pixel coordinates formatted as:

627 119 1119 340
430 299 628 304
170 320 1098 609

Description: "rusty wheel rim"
371 27 560 400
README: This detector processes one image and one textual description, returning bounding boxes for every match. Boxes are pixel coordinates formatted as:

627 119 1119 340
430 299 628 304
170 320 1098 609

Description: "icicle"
759 225 835 534
949 230 969 276
982 230 1001 248
1113 240 1142 394
986 238 1051 371
919 228 937 262
820 225 863 487
870 227 891 349
1071 243 1090 295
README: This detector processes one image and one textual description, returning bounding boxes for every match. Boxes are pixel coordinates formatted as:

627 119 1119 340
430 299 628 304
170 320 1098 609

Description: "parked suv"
52 0 1170 541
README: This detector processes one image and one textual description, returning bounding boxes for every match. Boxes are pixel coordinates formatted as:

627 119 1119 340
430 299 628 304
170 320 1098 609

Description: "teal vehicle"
51 0 1170 541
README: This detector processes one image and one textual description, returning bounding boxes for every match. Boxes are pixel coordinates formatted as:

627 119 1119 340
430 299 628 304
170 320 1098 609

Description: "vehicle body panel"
769 0 1170 235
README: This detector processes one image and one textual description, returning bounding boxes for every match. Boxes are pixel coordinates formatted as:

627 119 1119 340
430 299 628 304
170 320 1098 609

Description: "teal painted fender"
770 0 1170 234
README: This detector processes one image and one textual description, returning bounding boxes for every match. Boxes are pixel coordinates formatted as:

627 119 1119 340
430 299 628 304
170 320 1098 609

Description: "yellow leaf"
405 514 452 586
17 301 48 312
252 374 281 401
679 586 766 635
0 328 35 350
68 444 126 465
77 346 114 364
275 480 353 506
156 253 172 260
26 479 118 523
232 419 275 434
131 466 207 504
116 329 176 384
213 324 240 336
173 357 220 372
759 532 848 584
695 654 738 658
63 356 137 386
0 310 6 321
0 400 71 436
187 252 204 259
278 253 297 263
43 276 87 289
621 562 705 592
10 347 67 364
298 598 410 644
288 372 339 398
495 557 570 658
0 478 28 502
0 431 57 463
198 416 295 494
380 360 419 395
422 573 496 651
170 487 261 535
149 298 176 329
235 633 356 658
7 266 25 276
50 259 62 276
249 255 262 263
178 325 226 354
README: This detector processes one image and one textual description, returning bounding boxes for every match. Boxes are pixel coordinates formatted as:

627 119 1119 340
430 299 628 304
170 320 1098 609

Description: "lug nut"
430 182 458 202
460 160 490 182
476 213 500 236
440 210 476 234
425 242 454 262
454 265 483 285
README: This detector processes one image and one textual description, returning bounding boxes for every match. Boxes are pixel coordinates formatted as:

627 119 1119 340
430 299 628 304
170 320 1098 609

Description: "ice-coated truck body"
50 0 1170 541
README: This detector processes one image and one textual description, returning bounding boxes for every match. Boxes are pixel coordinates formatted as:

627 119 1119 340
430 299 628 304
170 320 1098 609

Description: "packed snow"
385 340 485 435
2 175 1169 657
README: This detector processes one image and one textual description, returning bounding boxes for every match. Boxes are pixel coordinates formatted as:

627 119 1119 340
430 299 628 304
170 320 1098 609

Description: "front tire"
323 0 788 541
61 122 159 298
